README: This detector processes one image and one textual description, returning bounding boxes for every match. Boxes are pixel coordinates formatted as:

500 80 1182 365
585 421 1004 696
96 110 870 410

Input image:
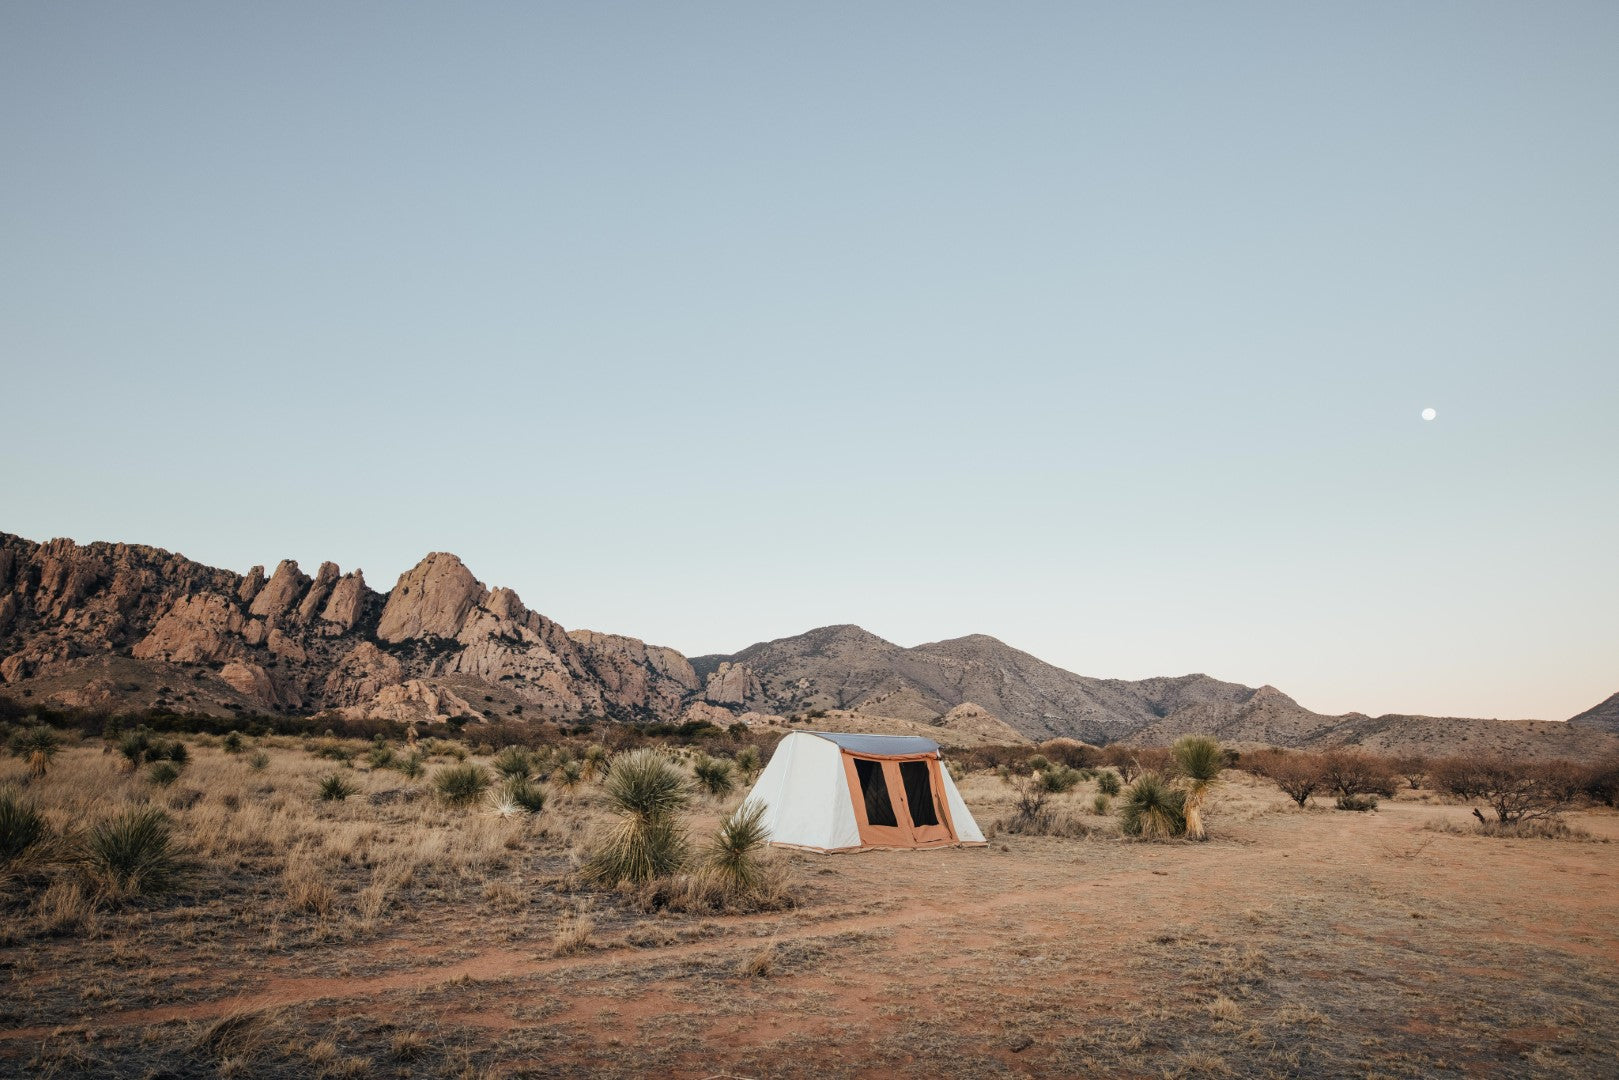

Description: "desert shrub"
1248 748 1325 807
1119 772 1187 840
1036 764 1082 794
165 740 189 765
7 726 60 778
221 731 244 754
582 749 690 886
1335 794 1379 812
1393 754 1429 790
501 777 547 815
247 751 270 771
1027 754 1050 773
735 746 761 778
433 763 491 807
1039 738 1097 769
1171 735 1224 841
492 746 534 780
118 730 155 769
1092 793 1111 815
553 760 584 790
1433 754 1578 825
692 755 736 797
317 773 358 801
1318 749 1395 799
147 761 182 787
1096 769 1122 797
1 787 55 869
703 800 769 897
397 752 425 779
366 744 396 770
82 808 192 899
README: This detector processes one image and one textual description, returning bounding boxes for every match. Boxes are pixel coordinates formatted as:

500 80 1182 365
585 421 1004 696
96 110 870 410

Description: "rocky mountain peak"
376 552 486 642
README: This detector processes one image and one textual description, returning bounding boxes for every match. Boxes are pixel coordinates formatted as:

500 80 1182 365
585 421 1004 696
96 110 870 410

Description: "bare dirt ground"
4 749 1618 1079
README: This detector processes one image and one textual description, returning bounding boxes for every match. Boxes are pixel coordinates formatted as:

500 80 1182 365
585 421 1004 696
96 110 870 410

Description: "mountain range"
2 530 1613 760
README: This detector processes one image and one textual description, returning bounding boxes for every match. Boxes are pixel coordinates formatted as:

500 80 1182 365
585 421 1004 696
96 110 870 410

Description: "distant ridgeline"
1 531 1614 760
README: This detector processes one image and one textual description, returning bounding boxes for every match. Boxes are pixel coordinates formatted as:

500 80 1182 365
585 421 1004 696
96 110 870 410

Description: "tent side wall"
938 766 986 843
748 732 862 851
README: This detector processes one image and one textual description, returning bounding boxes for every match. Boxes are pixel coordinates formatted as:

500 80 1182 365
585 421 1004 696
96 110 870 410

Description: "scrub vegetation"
2 706 1618 1078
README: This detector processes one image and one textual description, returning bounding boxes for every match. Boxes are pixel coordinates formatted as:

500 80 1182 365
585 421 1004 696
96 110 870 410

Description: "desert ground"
3 735 1618 1079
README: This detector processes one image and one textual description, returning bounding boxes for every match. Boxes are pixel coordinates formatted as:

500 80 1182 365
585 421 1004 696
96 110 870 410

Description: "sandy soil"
4 766 1618 1078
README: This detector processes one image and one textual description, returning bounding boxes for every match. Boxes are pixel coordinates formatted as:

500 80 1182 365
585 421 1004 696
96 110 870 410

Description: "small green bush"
1092 793 1112 815
735 746 761 777
397 752 425 779
554 760 584 790
583 749 690 886
367 744 396 770
317 773 358 801
1096 770 1122 797
221 731 244 754
247 751 270 771
1037 764 1082 793
164 740 189 766
434 763 492 807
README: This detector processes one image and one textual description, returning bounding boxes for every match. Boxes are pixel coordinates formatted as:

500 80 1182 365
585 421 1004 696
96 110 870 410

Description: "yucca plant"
82 808 192 899
492 746 534 780
582 744 608 779
221 731 244 754
434 763 492 808
1092 793 1112 816
692 755 736 797
164 740 189 766
705 801 770 897
8 726 60 779
247 751 270 771
553 760 584 790
366 744 396 770
397 752 425 779
1096 769 1122 797
735 746 761 779
1119 772 1187 840
1171 735 1224 841
1 786 54 867
317 773 358 801
147 761 182 787
118 730 154 769
503 777 547 815
582 749 690 886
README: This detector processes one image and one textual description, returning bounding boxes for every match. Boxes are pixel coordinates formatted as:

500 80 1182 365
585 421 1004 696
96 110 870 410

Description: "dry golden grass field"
3 734 1618 1079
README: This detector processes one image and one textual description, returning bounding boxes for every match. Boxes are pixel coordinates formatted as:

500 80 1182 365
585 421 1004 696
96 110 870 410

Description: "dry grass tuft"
739 939 776 977
552 909 594 956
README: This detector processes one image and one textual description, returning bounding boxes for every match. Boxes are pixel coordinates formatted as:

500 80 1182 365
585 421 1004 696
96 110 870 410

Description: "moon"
1421 407 1437 421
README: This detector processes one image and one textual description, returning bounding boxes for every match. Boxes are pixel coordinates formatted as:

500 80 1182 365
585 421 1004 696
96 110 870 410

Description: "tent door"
843 754 957 848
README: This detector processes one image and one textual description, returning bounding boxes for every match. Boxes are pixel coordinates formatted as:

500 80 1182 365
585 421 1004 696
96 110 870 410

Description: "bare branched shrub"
1433 754 1578 825
1246 748 1324 807
1318 749 1396 800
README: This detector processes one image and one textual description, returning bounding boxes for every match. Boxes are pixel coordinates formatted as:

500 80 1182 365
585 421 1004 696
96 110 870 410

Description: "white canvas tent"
741 731 986 853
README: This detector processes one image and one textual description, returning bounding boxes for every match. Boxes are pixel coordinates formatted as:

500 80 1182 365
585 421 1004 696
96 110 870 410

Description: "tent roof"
803 731 939 755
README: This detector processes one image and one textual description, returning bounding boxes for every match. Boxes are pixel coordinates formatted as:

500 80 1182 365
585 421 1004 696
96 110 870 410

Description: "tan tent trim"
839 749 960 849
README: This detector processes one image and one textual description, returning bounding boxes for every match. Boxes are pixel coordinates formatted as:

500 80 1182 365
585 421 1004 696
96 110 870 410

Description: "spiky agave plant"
1119 772 1187 840
705 800 770 898
433 763 491 808
1171 735 1224 841
583 749 690 886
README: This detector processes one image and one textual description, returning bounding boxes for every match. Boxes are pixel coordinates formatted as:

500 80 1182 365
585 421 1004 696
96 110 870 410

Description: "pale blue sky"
2 3 1615 721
